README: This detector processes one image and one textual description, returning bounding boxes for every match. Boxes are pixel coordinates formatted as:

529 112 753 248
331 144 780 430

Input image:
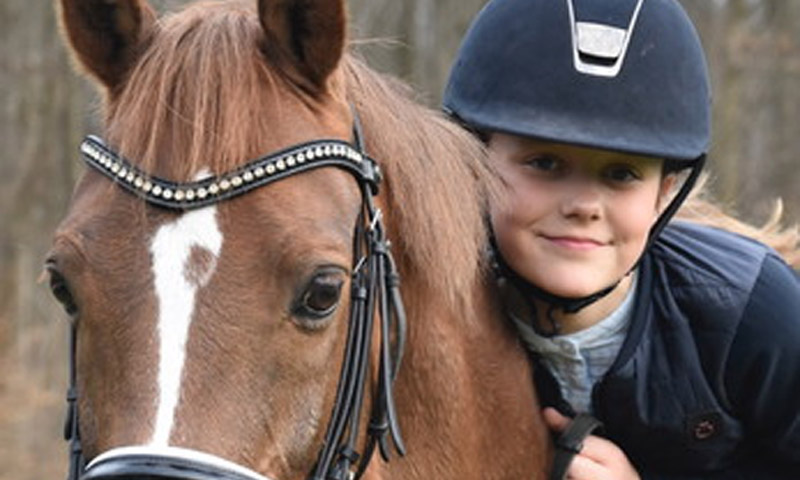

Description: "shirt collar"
511 273 638 355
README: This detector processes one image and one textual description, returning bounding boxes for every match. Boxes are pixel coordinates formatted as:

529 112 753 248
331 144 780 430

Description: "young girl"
443 0 800 478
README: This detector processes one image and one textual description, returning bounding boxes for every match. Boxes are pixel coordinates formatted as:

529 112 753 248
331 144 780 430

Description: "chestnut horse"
50 0 550 479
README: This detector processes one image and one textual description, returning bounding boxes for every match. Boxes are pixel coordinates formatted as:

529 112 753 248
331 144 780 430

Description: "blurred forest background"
1 1 798 479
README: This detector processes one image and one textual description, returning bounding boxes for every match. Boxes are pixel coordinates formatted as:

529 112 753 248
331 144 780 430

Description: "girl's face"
489 134 674 298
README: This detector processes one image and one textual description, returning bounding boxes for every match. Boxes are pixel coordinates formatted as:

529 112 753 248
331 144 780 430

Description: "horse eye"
293 270 345 323
47 267 78 316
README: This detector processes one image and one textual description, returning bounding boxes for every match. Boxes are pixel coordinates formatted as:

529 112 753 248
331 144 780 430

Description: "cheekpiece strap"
80 135 380 210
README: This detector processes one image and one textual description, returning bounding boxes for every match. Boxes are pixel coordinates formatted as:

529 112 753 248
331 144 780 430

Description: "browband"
80 135 381 211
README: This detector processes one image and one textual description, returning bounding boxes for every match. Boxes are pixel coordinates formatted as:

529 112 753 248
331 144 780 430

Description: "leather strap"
550 413 603 480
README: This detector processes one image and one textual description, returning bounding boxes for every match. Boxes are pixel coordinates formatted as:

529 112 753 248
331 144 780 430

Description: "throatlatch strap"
550 413 603 480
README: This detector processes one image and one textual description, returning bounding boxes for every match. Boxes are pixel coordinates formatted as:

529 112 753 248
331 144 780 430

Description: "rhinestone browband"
80 135 380 210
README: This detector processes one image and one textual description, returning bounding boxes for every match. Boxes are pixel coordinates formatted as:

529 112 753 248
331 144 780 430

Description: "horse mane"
101 0 496 312
341 54 498 309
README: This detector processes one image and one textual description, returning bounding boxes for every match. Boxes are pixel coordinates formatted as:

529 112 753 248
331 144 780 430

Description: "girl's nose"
559 185 602 221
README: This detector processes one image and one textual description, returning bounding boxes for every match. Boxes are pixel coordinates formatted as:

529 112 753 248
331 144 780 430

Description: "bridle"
63 110 407 480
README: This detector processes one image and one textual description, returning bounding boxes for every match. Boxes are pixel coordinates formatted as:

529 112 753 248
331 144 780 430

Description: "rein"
63 112 407 480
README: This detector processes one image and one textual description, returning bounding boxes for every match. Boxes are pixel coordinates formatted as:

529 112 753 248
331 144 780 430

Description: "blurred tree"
683 0 800 225
348 0 487 103
0 1 797 479
0 0 90 479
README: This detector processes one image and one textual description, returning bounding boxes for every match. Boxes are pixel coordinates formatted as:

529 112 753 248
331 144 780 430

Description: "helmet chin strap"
492 154 706 336
647 155 706 250
492 250 619 337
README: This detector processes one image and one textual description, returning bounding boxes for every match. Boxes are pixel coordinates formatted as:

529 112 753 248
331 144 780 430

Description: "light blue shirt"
511 275 637 413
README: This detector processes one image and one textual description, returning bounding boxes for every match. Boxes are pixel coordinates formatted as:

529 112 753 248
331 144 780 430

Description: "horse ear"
257 0 347 89
58 0 156 89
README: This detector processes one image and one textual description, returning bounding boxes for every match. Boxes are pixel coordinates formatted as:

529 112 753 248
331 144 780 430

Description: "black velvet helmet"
443 0 711 163
444 0 712 321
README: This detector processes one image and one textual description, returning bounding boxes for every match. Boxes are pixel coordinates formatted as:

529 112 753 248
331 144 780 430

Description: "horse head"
51 1 550 479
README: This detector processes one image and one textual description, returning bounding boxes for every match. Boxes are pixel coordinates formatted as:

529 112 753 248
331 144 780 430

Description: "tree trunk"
1 1 798 479
0 1 92 478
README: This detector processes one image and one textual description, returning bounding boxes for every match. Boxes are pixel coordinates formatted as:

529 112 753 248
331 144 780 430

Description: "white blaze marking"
149 205 223 445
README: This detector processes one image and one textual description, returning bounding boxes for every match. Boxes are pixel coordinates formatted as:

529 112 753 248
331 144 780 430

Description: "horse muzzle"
82 446 277 480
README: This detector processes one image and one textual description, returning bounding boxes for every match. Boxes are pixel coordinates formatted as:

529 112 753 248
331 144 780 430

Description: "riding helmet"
443 0 711 163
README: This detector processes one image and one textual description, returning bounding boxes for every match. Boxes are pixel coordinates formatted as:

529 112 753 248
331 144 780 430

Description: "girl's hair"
677 174 800 268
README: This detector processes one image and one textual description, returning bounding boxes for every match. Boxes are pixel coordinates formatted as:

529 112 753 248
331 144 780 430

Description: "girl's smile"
539 233 607 252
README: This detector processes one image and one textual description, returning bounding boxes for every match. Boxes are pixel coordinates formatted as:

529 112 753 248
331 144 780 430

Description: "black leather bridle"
63 111 407 480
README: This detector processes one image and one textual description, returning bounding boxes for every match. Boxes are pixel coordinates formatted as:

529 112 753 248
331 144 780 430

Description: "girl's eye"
292 269 346 327
603 164 642 184
526 155 564 176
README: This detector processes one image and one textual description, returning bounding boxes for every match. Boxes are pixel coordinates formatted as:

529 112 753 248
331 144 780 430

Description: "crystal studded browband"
80 135 381 210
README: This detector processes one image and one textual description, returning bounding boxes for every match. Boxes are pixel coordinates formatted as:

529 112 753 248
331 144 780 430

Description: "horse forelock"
105 1 288 180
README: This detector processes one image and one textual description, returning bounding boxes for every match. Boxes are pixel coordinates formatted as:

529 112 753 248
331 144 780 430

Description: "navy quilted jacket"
533 222 800 479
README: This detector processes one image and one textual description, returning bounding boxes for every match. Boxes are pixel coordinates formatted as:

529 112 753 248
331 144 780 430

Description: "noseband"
63 111 407 480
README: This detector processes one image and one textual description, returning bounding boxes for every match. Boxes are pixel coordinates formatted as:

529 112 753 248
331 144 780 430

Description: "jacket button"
693 419 716 440
687 412 723 442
